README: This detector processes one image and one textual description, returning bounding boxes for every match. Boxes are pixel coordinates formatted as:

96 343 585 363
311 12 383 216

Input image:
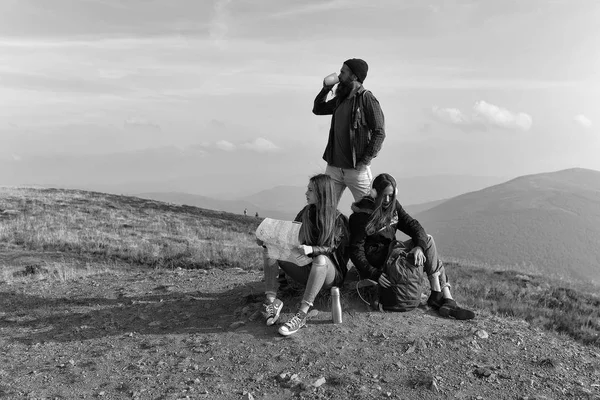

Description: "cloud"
0 71 131 95
267 1 360 19
209 0 233 47
574 114 592 128
12 154 22 161
123 117 161 130
473 101 532 131
215 140 235 151
430 101 532 132
192 138 277 153
242 138 279 152
431 106 472 126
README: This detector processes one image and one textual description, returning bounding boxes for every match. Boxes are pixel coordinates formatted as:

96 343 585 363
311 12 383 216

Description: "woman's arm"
310 214 349 256
395 202 428 250
348 212 383 281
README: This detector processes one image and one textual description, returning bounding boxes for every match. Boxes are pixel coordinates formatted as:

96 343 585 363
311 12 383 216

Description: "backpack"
378 240 424 312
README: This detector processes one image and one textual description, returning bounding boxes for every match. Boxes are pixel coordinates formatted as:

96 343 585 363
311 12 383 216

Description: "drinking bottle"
331 287 343 324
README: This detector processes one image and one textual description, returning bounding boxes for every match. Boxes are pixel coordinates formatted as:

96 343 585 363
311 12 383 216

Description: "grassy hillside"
1 185 599 348
0 187 262 271
415 168 600 285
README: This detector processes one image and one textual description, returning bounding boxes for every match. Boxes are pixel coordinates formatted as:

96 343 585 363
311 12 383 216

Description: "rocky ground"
1 261 600 400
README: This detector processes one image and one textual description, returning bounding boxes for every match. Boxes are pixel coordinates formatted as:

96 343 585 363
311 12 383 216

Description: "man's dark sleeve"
313 87 337 115
395 202 428 250
349 212 383 281
361 91 385 165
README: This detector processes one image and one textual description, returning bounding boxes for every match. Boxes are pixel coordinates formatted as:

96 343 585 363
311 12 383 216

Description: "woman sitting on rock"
348 173 474 319
257 174 350 336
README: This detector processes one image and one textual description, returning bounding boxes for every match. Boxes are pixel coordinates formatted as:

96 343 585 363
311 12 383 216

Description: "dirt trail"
1 266 599 399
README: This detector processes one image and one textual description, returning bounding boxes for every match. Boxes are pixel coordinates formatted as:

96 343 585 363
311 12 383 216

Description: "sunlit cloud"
242 138 279 152
473 101 532 131
215 140 236 151
574 114 592 129
431 106 471 126
430 101 533 132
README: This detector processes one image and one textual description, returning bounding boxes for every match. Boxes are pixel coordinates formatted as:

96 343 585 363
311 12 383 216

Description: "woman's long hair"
365 173 397 236
299 174 339 247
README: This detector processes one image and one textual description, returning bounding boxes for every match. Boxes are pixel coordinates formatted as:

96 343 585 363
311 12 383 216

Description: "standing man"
313 58 386 203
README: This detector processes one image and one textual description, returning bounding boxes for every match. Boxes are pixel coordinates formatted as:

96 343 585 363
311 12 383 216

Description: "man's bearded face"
335 80 353 100
335 63 356 100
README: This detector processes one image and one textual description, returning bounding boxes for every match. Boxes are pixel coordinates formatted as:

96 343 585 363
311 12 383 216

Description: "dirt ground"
1 259 600 400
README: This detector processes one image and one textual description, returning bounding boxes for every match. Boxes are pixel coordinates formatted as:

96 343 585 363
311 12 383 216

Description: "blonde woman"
258 174 350 336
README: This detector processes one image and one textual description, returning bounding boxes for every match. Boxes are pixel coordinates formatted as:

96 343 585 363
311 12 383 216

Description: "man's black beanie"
344 58 368 83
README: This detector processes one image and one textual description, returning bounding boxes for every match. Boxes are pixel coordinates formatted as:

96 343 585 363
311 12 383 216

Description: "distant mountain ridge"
238 174 507 217
135 192 290 220
414 168 600 285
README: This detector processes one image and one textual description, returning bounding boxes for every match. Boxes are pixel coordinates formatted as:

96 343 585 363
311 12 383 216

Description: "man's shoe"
438 299 475 320
278 311 307 336
262 299 284 326
427 291 444 310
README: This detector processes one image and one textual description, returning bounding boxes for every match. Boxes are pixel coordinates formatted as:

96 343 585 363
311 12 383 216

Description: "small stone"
474 367 492 377
241 392 254 400
474 330 489 339
277 373 289 382
312 377 326 388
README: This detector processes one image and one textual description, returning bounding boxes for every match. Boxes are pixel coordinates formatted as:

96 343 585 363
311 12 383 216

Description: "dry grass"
446 260 600 347
1 260 114 284
0 187 263 272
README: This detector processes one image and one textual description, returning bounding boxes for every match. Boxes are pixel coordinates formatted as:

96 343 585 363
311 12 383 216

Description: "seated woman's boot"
438 299 475 320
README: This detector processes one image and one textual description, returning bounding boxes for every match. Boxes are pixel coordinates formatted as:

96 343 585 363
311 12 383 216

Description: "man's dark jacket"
313 86 385 167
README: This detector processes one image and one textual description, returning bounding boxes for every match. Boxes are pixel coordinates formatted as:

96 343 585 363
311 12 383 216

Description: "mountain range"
413 168 600 285
135 174 506 220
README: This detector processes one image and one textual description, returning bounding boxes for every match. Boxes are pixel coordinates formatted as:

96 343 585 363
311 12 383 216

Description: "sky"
1 0 599 196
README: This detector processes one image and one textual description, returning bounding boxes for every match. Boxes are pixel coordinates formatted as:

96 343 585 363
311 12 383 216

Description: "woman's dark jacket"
295 205 350 280
348 197 428 281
